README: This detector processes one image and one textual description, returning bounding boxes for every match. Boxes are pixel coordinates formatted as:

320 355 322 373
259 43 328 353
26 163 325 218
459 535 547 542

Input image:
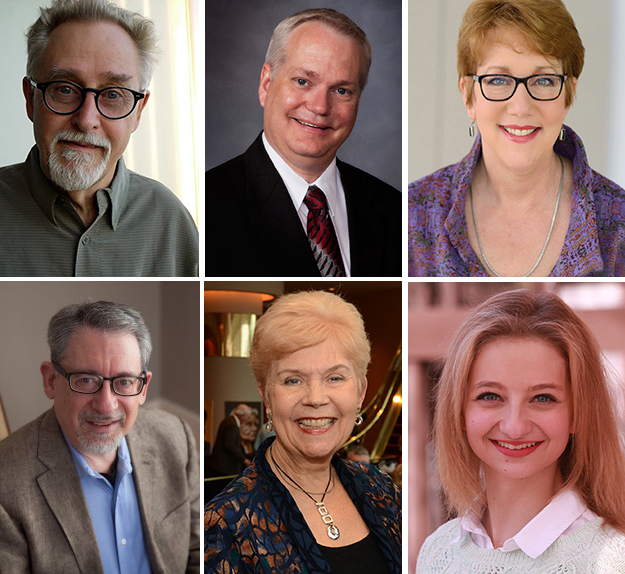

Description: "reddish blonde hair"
250 291 370 394
458 0 584 106
434 289 625 533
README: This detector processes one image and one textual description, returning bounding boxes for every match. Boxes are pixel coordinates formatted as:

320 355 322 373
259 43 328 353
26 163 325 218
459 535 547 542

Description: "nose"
498 403 533 439
71 92 101 132
306 88 331 116
506 82 535 116
89 381 119 413
303 381 330 407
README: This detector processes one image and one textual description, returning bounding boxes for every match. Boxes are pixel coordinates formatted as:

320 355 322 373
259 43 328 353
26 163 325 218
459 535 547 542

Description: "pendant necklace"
470 154 564 277
270 445 340 540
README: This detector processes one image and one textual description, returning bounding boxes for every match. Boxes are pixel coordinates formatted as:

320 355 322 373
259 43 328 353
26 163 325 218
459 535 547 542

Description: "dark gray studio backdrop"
206 0 402 191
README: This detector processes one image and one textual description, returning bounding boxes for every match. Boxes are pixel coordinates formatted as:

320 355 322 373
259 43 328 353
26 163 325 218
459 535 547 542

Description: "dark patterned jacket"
204 438 401 573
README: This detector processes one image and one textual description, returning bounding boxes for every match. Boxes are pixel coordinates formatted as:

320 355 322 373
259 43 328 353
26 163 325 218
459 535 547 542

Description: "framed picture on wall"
0 394 9 441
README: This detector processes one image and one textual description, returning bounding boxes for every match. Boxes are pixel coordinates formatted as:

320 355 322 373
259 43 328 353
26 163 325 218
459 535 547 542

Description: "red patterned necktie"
303 185 346 277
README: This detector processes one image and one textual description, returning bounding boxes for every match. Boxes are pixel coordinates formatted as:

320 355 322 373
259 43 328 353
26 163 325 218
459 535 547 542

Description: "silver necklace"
470 154 564 277
270 445 340 540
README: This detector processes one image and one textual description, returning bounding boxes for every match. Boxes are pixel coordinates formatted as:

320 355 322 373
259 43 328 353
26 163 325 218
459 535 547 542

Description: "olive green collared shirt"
0 146 198 277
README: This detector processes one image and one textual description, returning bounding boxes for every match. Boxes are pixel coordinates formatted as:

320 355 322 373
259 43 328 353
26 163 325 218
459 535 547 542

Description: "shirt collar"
262 132 340 216
63 431 133 480
24 145 129 230
454 488 593 559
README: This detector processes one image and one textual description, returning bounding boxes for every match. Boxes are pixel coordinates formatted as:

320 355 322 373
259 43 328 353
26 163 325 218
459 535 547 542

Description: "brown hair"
434 288 625 533
250 291 370 394
457 0 584 106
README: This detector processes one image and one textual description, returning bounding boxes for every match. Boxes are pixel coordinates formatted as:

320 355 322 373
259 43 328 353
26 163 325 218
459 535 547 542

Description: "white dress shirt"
453 488 599 559
262 133 351 276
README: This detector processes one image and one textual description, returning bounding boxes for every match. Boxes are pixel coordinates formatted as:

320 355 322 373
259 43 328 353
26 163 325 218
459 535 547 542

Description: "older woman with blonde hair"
417 288 625 572
205 291 401 573
409 0 625 277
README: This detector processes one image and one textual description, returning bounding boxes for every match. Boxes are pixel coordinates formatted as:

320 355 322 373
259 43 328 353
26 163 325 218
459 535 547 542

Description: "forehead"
477 27 561 71
63 328 141 366
282 21 362 80
40 20 141 86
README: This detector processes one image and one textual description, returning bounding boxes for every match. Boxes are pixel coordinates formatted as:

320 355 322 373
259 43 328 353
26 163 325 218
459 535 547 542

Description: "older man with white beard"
0 0 198 277
0 301 200 573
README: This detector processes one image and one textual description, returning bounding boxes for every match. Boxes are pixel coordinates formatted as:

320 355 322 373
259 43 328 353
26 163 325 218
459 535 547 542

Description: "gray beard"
48 130 112 192
77 431 123 455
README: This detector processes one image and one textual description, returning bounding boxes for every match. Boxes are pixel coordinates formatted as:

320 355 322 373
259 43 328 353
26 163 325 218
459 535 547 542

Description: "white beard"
48 130 112 191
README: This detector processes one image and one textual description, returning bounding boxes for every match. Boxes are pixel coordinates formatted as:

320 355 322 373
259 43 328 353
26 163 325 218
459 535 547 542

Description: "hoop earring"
559 126 566 141
354 409 363 426
469 120 476 138
265 415 274 432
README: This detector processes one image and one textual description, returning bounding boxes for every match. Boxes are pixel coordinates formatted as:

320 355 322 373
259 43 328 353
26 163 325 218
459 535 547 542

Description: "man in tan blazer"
0 301 200 573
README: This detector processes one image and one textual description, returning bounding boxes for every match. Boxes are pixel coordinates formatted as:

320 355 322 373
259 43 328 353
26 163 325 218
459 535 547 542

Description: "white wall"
409 0 618 186
0 281 200 447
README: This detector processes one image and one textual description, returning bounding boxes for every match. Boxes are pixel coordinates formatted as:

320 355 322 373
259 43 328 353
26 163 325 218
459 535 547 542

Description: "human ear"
23 77 35 123
459 76 476 121
41 361 57 399
258 64 273 108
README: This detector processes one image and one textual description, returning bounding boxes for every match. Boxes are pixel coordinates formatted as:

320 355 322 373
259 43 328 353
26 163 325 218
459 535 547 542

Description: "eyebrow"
481 65 561 75
472 381 566 393
276 364 351 377
44 66 135 86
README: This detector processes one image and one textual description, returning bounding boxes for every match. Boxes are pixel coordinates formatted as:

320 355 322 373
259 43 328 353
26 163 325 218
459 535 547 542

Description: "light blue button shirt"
64 434 152 574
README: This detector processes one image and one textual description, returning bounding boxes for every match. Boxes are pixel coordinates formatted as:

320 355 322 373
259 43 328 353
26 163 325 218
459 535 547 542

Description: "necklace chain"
270 445 340 540
470 154 564 277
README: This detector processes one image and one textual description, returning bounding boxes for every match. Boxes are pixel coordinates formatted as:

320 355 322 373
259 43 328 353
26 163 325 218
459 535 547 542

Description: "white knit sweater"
416 517 625 573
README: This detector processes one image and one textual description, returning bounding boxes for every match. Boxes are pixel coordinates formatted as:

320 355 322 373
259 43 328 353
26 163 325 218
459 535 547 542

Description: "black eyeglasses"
472 74 567 102
28 78 146 120
53 362 147 396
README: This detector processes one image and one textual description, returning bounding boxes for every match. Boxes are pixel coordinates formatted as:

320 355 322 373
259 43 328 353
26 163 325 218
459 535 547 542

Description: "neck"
64 189 100 226
267 438 334 493
478 148 562 206
83 449 117 474
482 464 564 547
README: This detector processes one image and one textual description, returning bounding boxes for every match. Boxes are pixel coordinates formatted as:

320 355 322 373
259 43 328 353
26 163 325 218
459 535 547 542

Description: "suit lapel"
126 414 169 574
36 410 104 574
244 135 321 276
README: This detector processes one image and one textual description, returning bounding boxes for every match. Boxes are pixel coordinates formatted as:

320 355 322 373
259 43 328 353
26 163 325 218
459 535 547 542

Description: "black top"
318 531 393 574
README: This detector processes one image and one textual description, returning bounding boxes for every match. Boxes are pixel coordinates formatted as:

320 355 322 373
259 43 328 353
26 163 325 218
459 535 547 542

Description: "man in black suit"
206 9 400 277
208 404 252 476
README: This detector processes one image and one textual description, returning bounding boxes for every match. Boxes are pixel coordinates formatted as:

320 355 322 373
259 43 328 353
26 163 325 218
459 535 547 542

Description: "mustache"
79 410 125 424
51 129 112 152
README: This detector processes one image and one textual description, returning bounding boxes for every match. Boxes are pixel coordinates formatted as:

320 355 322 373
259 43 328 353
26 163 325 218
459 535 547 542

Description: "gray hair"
26 0 159 90
48 301 152 370
265 8 372 92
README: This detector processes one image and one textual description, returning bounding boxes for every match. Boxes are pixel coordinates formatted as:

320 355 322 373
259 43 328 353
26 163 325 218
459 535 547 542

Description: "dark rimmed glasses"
472 74 567 102
53 362 147 396
28 78 146 120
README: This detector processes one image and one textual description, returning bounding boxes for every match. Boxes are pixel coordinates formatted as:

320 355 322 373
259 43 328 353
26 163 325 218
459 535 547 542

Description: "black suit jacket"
209 415 245 476
206 133 401 277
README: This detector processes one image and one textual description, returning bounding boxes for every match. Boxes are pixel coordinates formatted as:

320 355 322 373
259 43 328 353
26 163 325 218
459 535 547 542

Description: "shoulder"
416 518 462 573
130 407 195 453
408 163 459 210
0 160 27 185
204 464 265 534
337 159 400 199
0 410 58 486
587 169 625 219
126 170 194 217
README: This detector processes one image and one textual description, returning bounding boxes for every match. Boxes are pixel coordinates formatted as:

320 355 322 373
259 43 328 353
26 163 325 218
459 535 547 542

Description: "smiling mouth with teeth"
297 418 335 429
502 126 538 136
295 119 328 129
495 440 539 450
